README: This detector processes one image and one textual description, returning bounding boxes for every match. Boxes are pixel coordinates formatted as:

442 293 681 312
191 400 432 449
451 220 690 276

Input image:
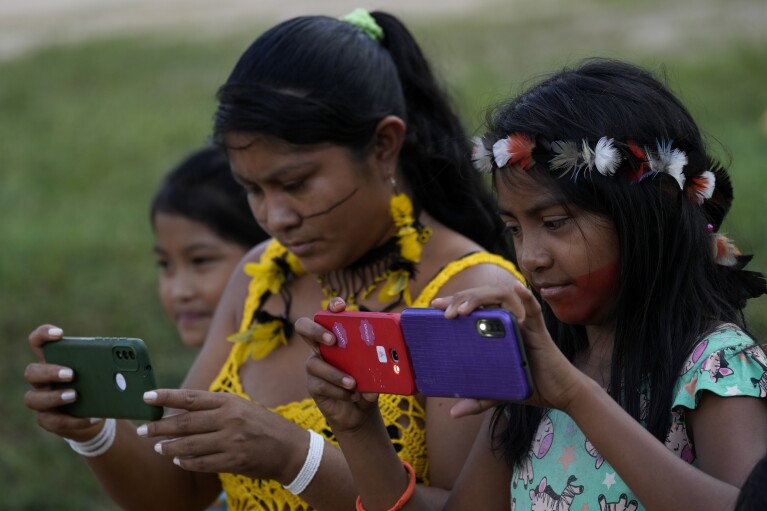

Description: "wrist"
561 373 603 417
65 418 117 457
281 429 325 495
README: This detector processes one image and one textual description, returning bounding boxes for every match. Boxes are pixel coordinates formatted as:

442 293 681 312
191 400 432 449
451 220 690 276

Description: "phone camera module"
476 319 505 338
390 349 399 363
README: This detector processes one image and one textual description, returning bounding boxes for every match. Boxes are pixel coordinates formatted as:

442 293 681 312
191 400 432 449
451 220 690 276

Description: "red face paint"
545 261 619 325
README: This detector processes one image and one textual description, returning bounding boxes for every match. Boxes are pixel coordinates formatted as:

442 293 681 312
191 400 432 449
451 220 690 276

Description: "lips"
176 311 208 327
531 281 572 301
282 239 318 256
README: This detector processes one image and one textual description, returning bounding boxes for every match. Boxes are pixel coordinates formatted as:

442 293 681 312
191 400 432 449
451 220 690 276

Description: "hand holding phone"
314 311 417 395
43 337 163 420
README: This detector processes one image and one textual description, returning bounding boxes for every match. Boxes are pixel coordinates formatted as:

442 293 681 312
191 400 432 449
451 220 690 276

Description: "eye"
155 257 170 272
543 217 570 230
503 223 521 237
282 180 305 193
191 255 216 267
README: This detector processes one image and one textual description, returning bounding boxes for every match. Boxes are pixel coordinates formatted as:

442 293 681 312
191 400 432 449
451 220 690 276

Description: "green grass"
1 4 766 509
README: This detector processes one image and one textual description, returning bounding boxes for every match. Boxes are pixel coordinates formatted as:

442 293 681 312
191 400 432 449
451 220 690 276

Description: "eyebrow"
232 160 315 186
497 196 564 219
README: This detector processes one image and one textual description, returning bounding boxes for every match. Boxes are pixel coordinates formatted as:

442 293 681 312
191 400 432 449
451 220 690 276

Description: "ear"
371 115 406 180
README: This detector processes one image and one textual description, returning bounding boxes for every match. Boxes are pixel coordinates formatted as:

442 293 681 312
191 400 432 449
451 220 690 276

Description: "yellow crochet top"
209 250 523 511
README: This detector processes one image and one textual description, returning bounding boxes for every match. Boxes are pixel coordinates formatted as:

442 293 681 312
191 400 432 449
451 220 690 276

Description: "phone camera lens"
116 351 123 359
390 349 399 363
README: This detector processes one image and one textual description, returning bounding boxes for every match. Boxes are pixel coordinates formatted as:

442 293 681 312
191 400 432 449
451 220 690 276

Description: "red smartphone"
314 310 417 395
400 308 533 401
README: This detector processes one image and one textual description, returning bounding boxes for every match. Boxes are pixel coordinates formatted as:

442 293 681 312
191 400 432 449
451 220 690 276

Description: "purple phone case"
400 308 533 401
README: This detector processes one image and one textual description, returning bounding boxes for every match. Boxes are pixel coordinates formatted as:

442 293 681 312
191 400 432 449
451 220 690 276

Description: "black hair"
150 145 268 248
484 58 767 469
212 11 507 253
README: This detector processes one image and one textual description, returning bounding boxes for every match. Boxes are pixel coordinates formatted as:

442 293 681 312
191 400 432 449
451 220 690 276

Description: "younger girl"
151 145 267 349
151 145 268 510
300 58 767 510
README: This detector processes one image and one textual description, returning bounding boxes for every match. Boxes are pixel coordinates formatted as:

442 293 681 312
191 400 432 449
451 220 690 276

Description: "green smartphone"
43 336 163 421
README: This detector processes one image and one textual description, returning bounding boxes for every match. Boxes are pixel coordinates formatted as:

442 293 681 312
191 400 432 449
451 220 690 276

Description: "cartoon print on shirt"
680 340 709 375
745 344 767 397
598 493 639 511
584 439 604 469
529 475 584 511
701 348 735 382
664 410 695 463
515 413 554 489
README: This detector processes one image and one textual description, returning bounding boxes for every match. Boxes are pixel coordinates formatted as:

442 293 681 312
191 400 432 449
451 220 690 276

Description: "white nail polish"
154 442 163 455
136 424 148 437
173 456 181 466
48 327 63 337
61 390 76 402
89 417 103 424
58 368 73 380
143 391 158 402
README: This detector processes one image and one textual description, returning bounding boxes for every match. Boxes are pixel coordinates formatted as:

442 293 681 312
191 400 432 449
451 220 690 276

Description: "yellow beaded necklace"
228 193 430 360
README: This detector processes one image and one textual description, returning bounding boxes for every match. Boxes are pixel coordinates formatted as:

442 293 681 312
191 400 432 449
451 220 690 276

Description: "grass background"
1 0 765 508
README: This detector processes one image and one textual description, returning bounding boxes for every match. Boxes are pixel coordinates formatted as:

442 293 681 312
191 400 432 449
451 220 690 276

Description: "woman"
24 10 522 511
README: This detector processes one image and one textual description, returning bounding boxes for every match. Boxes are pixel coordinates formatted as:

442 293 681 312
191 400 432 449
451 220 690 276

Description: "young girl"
151 145 267 349
23 10 522 511
151 145 268 510
299 58 767 510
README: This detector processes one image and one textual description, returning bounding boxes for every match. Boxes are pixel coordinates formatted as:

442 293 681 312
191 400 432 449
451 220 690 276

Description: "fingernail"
341 376 355 389
136 424 148 437
143 391 158 402
48 327 63 337
61 390 76 402
154 442 163 455
173 456 181 466
89 417 103 424
58 368 73 380
322 332 333 344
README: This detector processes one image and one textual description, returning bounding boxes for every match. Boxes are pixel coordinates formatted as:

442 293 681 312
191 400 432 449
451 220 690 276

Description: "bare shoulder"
418 220 519 299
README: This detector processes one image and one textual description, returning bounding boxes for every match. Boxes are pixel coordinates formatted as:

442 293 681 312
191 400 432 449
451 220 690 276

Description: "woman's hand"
24 324 104 442
137 389 308 483
432 282 587 414
295 298 381 434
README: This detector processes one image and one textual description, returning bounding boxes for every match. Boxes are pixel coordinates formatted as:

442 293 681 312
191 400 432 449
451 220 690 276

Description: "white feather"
581 139 595 174
651 140 687 189
548 140 580 177
693 170 716 204
594 137 621 176
471 136 493 173
492 137 512 168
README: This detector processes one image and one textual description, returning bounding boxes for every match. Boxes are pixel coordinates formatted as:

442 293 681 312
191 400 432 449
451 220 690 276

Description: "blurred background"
1 0 765 508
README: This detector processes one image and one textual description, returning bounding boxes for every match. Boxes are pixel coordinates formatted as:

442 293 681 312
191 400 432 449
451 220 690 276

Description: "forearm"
566 377 739 511
329 411 437 511
81 420 218 510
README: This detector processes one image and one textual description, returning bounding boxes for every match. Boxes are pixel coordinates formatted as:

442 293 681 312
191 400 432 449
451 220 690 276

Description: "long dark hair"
484 58 766 469
150 145 267 248
212 11 507 253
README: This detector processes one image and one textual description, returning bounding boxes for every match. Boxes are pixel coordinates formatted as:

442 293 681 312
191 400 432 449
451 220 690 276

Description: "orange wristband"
355 461 416 511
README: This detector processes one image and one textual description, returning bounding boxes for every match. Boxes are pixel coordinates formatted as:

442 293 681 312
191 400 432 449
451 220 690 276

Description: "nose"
516 232 552 275
167 268 196 302
249 193 302 234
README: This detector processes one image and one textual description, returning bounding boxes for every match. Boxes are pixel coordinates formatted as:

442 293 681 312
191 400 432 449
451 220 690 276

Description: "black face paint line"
300 187 360 219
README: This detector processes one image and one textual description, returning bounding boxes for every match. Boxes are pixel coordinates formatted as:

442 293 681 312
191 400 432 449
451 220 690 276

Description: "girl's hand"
23 324 104 442
433 282 586 414
295 298 381 434
137 389 308 483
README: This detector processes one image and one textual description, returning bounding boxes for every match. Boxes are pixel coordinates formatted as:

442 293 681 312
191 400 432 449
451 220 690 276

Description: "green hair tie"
340 8 384 42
